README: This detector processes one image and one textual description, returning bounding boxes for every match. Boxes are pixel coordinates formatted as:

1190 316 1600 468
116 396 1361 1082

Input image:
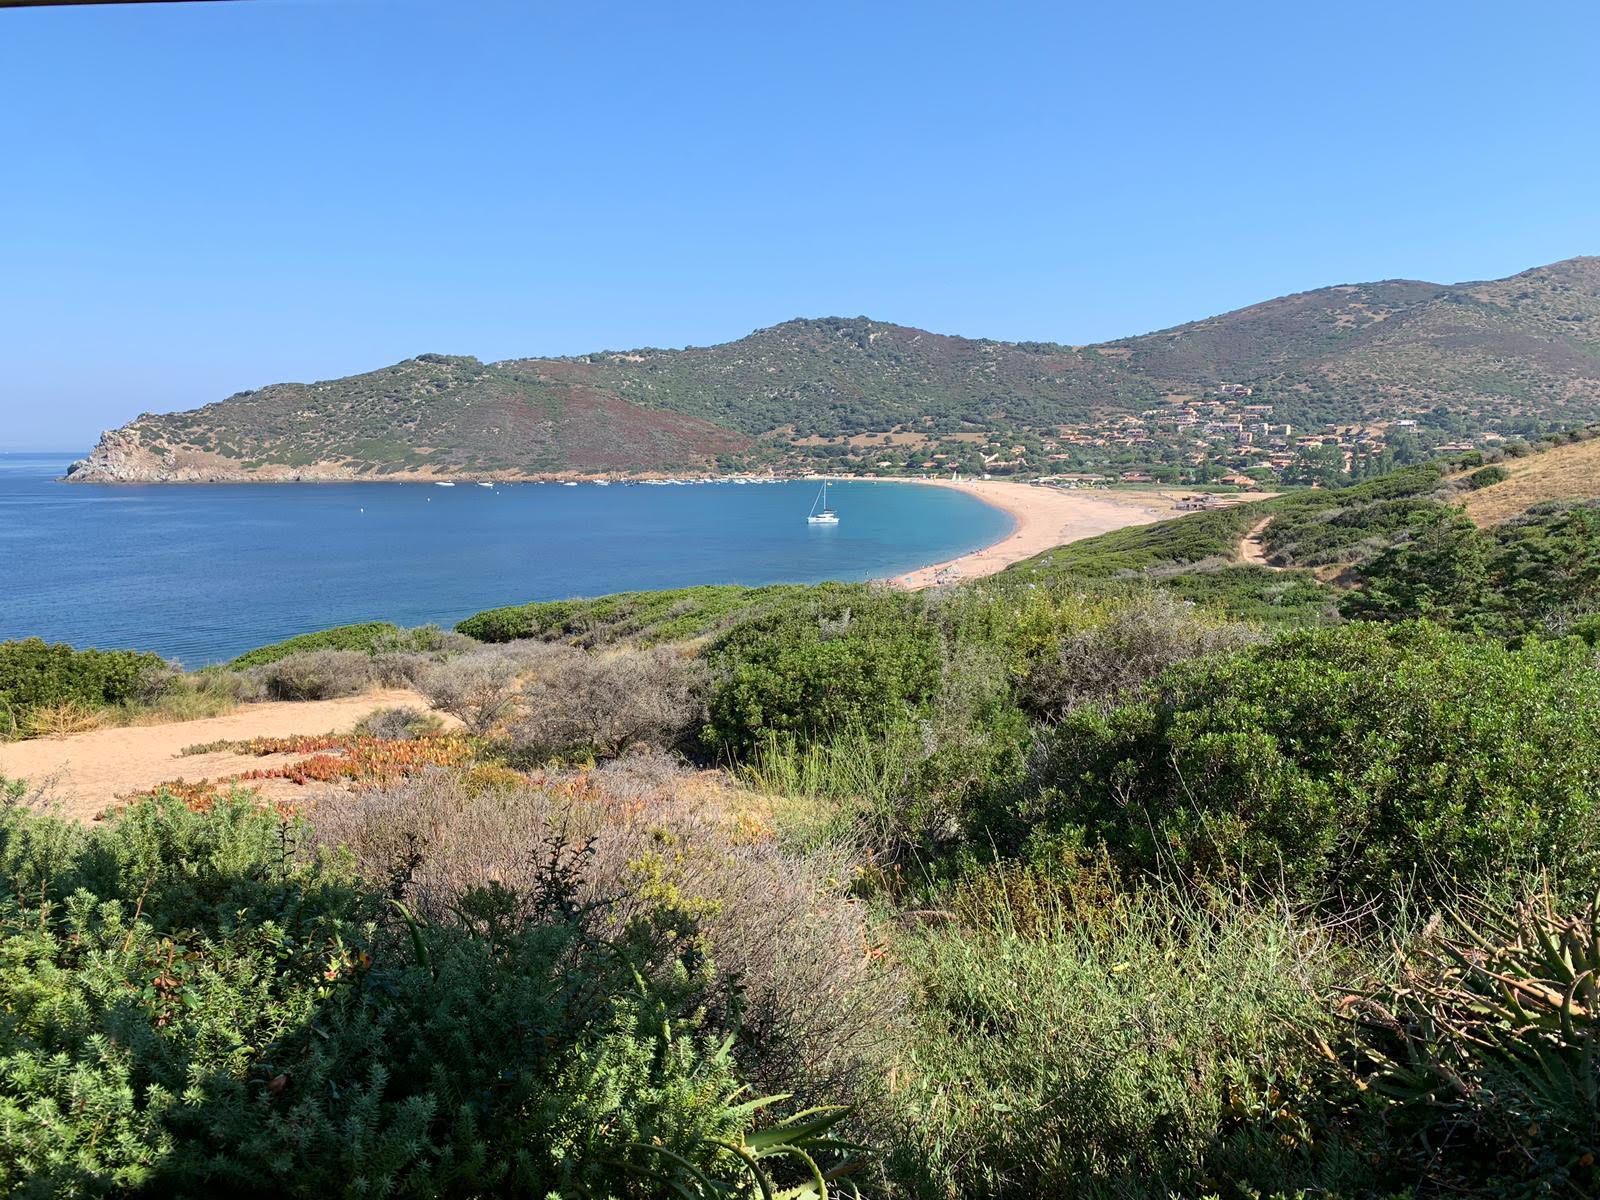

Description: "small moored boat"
807 482 840 525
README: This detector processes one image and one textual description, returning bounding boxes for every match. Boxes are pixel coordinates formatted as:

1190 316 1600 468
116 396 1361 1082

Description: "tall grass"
736 727 924 853
880 874 1375 1198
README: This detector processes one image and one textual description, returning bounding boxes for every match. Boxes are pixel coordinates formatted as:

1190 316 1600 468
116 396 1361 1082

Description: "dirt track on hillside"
1237 516 1277 567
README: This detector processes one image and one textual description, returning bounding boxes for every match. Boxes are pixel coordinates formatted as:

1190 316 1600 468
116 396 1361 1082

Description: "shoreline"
880 478 1185 589
52 459 1212 588
45 451 1251 599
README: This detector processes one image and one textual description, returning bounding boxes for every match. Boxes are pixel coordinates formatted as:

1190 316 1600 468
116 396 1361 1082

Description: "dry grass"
1462 437 1600 525
22 701 108 738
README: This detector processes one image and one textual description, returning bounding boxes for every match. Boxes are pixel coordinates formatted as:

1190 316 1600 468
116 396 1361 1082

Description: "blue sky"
2 0 1597 449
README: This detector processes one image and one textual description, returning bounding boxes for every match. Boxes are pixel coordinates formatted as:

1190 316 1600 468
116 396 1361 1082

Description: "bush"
455 585 809 648
251 649 374 701
1025 622 1600 905
1465 464 1510 489
1018 591 1262 720
412 646 542 734
0 794 859 1198
1012 503 1263 578
353 706 445 740
0 638 172 738
1345 500 1600 638
310 768 902 1113
228 623 470 669
705 586 944 758
512 644 709 760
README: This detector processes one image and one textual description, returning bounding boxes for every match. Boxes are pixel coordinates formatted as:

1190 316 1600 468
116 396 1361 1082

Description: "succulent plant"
1352 891 1598 1196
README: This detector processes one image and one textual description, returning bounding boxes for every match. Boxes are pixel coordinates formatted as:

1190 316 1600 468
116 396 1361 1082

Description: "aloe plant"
1354 891 1599 1195
623 1090 864 1199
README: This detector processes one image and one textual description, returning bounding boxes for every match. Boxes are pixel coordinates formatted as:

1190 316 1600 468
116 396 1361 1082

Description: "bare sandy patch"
0 688 435 824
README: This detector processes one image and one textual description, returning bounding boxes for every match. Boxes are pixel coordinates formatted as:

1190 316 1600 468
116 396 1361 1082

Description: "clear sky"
2 0 1597 449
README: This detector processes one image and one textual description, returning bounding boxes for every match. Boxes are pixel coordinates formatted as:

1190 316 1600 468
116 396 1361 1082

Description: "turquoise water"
0 454 1012 666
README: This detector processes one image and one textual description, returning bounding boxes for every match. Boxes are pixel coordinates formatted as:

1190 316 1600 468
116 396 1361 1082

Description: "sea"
0 453 1013 666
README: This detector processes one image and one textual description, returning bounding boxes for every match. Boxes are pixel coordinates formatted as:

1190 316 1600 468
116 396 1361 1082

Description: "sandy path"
1237 516 1277 567
886 479 1179 589
0 688 428 824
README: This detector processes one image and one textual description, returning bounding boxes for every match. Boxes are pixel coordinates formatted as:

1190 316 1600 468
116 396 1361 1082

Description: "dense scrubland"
5 443 1600 1197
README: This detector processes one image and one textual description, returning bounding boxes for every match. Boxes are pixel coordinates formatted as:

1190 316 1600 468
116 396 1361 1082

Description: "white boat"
563 481 579 487
476 482 493 488
807 482 840 525
434 481 456 488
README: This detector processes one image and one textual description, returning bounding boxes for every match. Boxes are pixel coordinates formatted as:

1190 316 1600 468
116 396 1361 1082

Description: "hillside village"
769 384 1499 490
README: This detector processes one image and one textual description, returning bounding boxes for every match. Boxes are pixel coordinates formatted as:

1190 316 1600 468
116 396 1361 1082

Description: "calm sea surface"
0 454 1012 666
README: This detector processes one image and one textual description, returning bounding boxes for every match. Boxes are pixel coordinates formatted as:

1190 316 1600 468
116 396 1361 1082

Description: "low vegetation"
8 452 1600 1196
0 624 491 742
0 639 246 739
227 621 472 669
456 585 811 648
0 792 864 1197
1026 621 1600 904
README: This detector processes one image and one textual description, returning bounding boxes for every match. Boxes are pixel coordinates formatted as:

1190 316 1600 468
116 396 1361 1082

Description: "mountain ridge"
66 256 1600 482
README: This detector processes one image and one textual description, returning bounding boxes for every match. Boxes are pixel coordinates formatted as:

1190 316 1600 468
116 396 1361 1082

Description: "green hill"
66 257 1600 481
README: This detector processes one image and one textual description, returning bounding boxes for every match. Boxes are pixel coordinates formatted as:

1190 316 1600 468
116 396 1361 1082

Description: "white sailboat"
807 481 840 525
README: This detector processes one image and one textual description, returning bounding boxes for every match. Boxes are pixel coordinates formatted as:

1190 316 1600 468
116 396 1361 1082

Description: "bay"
0 453 1011 666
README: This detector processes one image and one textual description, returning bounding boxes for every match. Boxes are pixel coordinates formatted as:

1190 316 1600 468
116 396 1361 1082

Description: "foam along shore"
887 478 1180 589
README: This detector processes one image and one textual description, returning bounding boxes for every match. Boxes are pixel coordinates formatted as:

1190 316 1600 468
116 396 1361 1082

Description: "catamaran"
807 482 840 525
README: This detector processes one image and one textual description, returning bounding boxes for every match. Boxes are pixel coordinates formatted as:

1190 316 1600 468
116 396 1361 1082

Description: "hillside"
65 257 1600 482
1461 433 1600 523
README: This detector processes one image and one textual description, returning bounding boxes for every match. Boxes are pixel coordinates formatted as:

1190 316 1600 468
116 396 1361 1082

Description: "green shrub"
1025 622 1600 905
1259 465 1447 567
1010 503 1263 578
252 648 375 700
0 795 858 1198
228 623 459 670
455 585 810 648
1151 564 1339 625
1465 464 1510 489
704 586 944 758
0 638 170 738
1345 500 1600 638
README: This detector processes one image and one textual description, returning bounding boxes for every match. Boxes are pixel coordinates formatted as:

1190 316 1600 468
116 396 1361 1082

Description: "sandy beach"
887 479 1183 589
